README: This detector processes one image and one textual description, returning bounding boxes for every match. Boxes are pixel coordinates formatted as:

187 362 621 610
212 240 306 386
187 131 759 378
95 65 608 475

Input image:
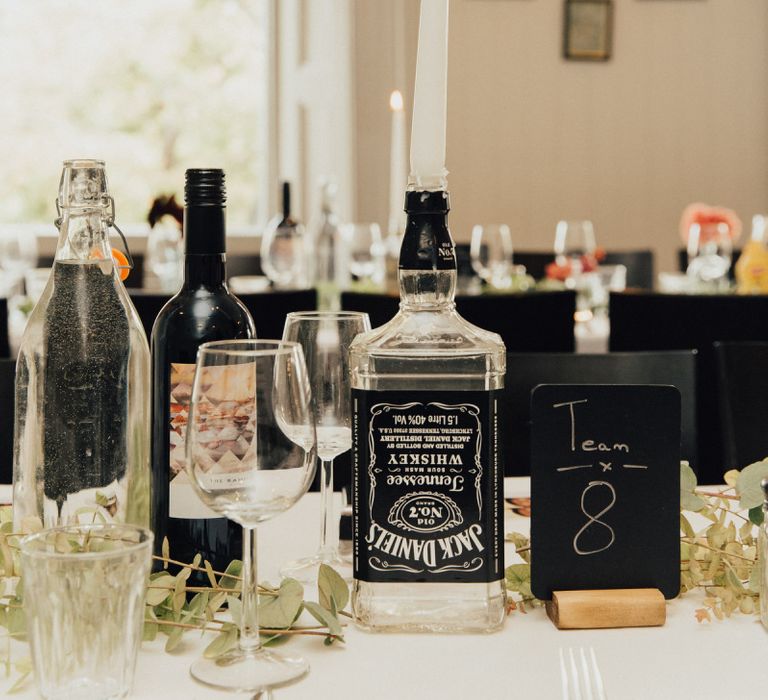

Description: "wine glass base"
190 647 309 693
280 552 353 584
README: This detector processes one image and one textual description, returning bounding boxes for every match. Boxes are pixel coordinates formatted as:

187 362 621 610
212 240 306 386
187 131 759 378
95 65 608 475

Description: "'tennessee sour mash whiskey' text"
349 189 506 633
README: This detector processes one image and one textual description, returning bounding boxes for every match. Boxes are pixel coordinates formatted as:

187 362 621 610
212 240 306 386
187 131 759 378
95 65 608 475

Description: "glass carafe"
13 160 150 530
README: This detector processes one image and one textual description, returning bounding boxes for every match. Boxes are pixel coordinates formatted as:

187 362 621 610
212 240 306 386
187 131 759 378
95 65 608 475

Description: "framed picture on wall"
564 0 613 61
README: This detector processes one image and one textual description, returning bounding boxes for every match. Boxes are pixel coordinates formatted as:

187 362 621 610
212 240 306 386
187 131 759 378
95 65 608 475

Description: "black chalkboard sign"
530 385 680 600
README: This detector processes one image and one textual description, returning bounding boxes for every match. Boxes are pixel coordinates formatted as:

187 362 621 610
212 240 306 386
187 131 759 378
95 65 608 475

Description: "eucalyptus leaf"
161 537 170 569
304 601 344 642
164 624 184 652
736 459 768 509
207 591 227 615
318 564 349 612
203 623 238 659
262 633 291 647
219 560 242 591
145 573 175 606
226 595 242 626
680 462 705 512
505 563 531 591
749 506 764 526
8 670 31 694
204 560 217 588
258 578 304 630
19 516 42 534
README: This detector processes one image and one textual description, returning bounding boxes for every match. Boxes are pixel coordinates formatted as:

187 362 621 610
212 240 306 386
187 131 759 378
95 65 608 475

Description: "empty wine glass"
186 340 316 693
279 311 371 583
261 218 311 289
0 227 38 296
146 221 182 292
686 222 732 288
554 220 596 274
343 223 385 287
470 224 514 288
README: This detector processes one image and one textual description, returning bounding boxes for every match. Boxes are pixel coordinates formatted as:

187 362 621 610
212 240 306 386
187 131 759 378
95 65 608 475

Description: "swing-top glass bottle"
13 160 150 530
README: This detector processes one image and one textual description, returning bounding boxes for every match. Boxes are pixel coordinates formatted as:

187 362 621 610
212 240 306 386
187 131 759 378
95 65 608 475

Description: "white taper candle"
409 0 449 190
388 90 407 235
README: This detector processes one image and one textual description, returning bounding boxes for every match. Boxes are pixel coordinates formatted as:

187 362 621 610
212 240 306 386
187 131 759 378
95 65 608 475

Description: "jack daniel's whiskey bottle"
349 189 506 632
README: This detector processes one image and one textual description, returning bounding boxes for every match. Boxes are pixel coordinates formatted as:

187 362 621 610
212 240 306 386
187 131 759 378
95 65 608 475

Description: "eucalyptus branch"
151 555 241 580
680 537 754 562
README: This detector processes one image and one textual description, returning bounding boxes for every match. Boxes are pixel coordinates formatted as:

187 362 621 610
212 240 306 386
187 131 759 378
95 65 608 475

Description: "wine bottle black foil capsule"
150 169 255 584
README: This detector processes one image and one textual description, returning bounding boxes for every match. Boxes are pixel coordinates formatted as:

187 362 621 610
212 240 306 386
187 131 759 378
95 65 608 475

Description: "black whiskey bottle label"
352 389 504 583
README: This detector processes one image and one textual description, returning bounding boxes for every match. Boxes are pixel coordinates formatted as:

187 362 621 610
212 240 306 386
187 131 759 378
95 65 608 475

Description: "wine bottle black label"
352 389 504 583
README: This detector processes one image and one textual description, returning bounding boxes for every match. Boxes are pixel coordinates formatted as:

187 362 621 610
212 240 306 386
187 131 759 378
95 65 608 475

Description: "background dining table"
3 480 766 700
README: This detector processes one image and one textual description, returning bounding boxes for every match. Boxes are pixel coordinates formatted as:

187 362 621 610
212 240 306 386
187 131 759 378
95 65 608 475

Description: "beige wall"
354 0 768 273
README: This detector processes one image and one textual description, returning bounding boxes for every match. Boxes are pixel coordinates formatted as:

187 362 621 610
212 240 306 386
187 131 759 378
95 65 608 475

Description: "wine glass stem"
318 458 337 558
239 525 261 654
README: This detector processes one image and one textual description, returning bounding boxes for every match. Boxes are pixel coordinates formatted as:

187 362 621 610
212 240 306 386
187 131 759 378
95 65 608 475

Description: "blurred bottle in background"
146 194 183 293
736 215 768 294
261 181 311 288
313 182 349 310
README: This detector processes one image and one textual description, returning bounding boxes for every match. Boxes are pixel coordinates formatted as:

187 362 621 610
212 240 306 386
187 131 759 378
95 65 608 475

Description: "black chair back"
0 357 15 483
128 288 318 342
603 250 654 290
237 289 318 340
341 290 576 352
227 254 264 279
714 342 768 471
502 351 698 476
609 291 768 481
0 298 8 358
127 291 171 341
512 251 552 280
38 255 145 289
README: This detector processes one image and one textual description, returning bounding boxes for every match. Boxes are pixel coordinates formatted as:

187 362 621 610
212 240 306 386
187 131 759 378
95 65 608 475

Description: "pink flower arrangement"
679 203 742 244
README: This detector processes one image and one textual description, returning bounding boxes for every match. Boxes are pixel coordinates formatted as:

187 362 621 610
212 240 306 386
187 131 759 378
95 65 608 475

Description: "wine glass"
554 220 596 274
185 340 317 693
146 221 182 292
343 223 385 287
470 224 514 289
279 311 371 583
260 218 311 289
686 222 732 288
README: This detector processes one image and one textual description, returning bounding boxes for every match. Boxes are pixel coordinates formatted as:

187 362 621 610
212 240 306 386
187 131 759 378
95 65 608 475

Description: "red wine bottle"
150 169 255 582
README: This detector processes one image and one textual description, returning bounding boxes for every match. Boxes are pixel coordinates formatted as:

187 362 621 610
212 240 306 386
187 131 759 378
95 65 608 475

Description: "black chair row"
129 288 317 342
2 344 765 487
0 298 8 358
36 253 264 291
341 290 577 352
610 291 768 483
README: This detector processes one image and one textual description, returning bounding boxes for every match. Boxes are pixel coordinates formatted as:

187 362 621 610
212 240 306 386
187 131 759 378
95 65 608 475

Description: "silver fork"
559 646 607 700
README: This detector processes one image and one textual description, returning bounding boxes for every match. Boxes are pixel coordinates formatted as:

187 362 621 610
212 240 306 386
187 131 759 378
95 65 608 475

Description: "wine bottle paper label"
352 389 503 583
169 362 256 519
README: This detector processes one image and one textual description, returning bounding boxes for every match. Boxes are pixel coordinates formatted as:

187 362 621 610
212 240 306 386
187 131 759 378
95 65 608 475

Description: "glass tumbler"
20 524 153 700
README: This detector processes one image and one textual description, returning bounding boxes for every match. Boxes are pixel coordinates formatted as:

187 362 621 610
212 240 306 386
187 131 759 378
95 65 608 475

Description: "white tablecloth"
7 480 768 700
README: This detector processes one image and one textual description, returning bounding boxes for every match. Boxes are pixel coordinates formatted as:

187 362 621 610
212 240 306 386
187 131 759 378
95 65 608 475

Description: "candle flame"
389 90 404 112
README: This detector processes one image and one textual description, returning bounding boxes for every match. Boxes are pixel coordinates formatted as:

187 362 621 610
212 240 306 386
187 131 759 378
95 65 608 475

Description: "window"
0 0 270 229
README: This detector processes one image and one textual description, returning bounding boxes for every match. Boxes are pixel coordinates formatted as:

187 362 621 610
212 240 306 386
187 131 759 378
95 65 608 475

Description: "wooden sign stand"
546 588 666 630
